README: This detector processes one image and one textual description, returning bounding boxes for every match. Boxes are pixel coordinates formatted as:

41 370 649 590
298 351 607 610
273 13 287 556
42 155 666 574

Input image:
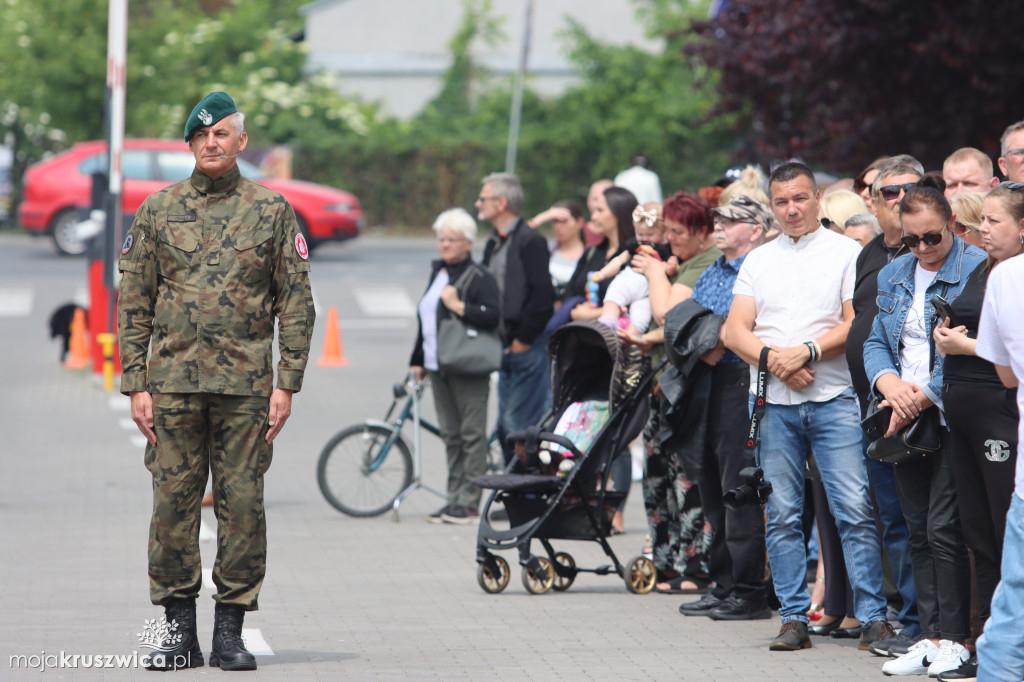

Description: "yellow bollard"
96 333 116 392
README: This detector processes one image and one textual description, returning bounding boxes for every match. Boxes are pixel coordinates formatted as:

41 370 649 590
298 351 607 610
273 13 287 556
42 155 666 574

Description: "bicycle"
316 374 504 520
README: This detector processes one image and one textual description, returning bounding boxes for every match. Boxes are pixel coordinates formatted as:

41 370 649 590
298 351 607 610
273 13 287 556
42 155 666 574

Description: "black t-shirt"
943 260 1000 385
847 233 905 409
565 239 627 304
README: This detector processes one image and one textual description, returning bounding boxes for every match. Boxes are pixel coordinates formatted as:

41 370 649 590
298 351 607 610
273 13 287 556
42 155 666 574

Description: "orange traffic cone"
317 306 348 367
64 307 91 370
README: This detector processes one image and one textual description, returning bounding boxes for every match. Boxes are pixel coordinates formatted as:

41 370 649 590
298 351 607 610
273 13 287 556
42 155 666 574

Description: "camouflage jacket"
117 165 315 397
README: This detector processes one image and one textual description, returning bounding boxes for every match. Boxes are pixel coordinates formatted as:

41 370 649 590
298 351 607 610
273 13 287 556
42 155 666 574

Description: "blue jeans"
866 451 920 636
497 335 551 462
977 494 1024 682
756 388 887 624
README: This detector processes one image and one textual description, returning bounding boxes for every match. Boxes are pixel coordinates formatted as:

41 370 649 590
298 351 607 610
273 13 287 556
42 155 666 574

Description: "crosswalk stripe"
353 287 415 317
202 568 216 591
241 628 274 656
199 520 215 541
0 288 33 317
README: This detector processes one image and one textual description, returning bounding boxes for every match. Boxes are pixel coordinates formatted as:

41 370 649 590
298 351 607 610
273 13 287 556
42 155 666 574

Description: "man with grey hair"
998 120 1024 182
849 156 923 656
477 173 555 464
843 213 882 248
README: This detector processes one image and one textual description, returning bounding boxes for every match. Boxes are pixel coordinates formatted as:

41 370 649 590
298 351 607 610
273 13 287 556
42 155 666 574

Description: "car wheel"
51 209 87 256
295 213 317 252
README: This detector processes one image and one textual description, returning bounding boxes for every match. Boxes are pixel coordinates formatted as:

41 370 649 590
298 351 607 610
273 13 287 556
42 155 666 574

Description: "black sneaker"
869 629 923 657
441 506 475 525
427 505 450 524
937 656 977 681
769 620 812 651
679 592 723 616
708 596 772 621
859 619 896 651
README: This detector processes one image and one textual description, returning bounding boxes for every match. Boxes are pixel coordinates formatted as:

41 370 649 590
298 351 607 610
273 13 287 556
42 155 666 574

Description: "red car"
18 138 364 255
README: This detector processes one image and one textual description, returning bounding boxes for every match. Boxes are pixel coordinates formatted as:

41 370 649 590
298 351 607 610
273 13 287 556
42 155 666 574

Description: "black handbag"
862 282 948 465
436 266 503 376
862 401 941 465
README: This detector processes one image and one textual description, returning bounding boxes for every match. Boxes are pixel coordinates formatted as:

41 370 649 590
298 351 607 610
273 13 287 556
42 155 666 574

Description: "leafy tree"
687 0 1024 173
0 0 372 208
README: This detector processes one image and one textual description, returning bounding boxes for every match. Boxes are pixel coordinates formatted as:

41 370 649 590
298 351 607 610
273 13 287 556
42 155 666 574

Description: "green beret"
184 91 237 141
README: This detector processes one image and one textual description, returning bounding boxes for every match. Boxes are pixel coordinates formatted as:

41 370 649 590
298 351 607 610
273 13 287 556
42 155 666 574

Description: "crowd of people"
411 121 1024 682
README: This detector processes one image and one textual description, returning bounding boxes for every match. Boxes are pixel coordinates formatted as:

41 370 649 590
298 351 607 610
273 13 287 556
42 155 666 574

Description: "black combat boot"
209 603 257 671
144 597 204 671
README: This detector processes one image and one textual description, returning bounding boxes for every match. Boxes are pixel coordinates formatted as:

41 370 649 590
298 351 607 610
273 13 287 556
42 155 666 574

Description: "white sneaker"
882 639 939 676
926 640 969 677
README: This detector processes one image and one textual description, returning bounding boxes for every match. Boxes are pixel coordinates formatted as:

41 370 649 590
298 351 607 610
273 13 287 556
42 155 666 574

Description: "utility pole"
504 0 533 175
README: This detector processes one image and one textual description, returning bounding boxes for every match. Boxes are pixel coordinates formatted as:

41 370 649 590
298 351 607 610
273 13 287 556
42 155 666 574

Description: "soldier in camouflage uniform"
117 92 315 671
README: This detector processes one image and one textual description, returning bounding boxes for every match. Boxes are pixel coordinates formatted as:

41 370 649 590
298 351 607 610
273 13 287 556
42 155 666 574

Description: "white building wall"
300 0 660 118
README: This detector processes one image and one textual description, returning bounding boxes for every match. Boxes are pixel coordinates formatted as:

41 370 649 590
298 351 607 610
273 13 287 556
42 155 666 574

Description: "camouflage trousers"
145 393 271 611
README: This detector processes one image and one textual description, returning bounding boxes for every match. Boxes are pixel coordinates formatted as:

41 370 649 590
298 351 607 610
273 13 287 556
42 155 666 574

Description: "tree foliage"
313 0 734 227
687 0 1024 173
0 0 373 206
1 0 734 229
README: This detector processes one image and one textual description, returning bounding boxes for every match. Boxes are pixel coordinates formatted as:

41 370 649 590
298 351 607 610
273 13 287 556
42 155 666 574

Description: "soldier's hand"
266 388 294 443
130 391 157 446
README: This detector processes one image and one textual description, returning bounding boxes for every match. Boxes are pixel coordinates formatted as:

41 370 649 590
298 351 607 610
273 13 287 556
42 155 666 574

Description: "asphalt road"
0 231 890 680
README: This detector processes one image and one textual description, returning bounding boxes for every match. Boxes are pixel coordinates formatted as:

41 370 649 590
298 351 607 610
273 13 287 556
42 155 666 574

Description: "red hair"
663 191 713 236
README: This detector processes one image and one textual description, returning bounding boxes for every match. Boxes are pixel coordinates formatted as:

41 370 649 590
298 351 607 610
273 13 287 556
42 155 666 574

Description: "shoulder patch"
295 233 309 260
121 232 134 254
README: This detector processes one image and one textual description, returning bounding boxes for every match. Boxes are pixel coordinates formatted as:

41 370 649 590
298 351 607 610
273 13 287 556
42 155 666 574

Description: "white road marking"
0 288 33 317
108 395 130 411
202 568 216 591
338 318 411 329
130 435 148 448
353 287 415 317
119 418 136 430
199 520 215 542
242 628 274 656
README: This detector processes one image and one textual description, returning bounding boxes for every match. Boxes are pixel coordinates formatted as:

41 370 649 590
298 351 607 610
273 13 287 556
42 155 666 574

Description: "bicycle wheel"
317 423 414 517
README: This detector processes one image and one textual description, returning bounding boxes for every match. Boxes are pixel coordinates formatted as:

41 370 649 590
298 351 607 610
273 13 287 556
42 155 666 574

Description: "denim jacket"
862 236 986 411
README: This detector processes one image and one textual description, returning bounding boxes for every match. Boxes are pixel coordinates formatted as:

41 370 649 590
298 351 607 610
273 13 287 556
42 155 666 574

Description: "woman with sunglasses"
948 191 984 249
863 180 987 677
928 183 1024 679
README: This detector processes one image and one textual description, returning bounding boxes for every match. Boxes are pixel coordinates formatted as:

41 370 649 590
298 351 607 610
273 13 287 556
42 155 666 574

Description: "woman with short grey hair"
411 207 500 524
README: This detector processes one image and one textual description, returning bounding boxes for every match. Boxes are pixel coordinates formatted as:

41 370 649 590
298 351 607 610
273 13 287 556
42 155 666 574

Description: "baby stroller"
474 320 661 594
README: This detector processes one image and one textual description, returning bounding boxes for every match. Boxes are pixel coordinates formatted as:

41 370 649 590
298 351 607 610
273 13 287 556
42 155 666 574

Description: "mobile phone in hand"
931 295 957 327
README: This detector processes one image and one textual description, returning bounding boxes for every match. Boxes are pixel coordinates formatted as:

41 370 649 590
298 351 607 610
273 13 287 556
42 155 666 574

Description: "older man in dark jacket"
477 173 555 462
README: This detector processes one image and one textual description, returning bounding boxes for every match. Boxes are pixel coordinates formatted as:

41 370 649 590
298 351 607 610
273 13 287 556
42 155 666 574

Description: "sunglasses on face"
820 216 838 230
952 221 977 236
900 227 946 248
879 183 918 201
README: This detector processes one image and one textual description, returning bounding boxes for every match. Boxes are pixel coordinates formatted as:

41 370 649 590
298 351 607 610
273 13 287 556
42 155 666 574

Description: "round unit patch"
121 232 134 254
295 233 309 260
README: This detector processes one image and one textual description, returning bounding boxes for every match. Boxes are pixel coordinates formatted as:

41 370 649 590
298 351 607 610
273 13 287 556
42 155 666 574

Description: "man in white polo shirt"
724 161 890 652
974 252 1024 682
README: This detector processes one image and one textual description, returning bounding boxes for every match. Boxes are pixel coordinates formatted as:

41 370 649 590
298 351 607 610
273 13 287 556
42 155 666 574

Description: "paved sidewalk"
0 236 890 681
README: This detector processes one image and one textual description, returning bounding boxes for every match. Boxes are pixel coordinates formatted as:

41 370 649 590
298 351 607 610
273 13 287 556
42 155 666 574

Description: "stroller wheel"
551 552 576 592
477 555 510 593
521 557 554 594
625 555 657 594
